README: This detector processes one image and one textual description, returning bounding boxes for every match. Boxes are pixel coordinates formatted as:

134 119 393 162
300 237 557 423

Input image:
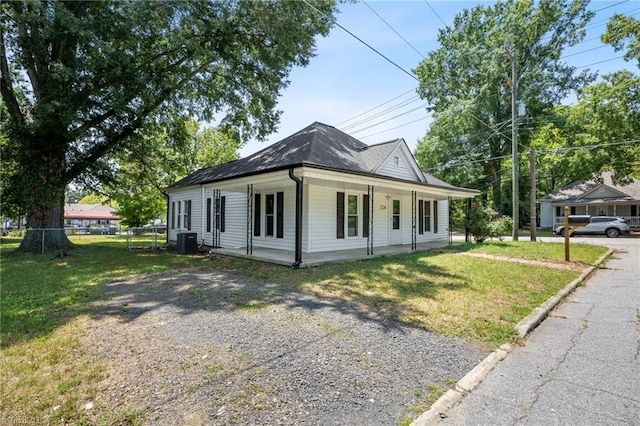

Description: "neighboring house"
166 122 479 266
539 172 640 230
64 203 121 231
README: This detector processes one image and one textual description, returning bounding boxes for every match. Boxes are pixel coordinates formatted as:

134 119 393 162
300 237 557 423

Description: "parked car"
553 216 630 238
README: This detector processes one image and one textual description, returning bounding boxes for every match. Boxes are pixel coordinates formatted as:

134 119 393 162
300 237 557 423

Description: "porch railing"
623 216 640 229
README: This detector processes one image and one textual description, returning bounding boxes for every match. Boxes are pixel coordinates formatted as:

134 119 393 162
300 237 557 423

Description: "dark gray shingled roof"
168 122 461 190
539 172 640 203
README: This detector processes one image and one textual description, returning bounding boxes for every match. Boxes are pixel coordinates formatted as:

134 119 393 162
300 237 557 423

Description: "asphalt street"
435 236 640 425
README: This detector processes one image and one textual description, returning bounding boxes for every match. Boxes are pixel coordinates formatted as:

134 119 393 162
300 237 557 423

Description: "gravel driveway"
86 268 488 425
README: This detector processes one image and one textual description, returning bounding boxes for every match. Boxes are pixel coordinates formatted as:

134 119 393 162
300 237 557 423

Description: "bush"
467 203 513 242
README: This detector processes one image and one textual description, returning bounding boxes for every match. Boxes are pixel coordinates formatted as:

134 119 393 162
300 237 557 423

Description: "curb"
411 248 613 426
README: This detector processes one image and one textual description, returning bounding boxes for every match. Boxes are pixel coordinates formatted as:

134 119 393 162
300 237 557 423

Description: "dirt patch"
83 268 489 425
456 252 583 271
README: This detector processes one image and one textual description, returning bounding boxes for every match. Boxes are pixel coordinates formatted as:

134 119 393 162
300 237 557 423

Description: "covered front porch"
551 202 640 230
211 239 457 268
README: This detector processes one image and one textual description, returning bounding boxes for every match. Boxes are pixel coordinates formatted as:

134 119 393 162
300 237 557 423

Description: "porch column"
411 191 417 250
246 184 253 255
213 189 221 248
448 196 453 246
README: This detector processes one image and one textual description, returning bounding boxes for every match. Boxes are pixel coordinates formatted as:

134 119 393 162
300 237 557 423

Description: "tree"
77 193 110 205
110 120 240 227
0 0 337 252
603 15 640 67
526 70 640 207
414 0 595 216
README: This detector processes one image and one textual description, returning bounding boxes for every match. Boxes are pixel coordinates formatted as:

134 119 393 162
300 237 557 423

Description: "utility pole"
530 147 536 242
506 47 519 241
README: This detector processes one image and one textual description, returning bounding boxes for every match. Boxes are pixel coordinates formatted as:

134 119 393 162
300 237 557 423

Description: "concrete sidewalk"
418 239 640 425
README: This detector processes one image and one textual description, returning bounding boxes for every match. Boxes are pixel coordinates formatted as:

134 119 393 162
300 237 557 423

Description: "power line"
537 139 640 154
340 95 422 131
334 88 417 127
575 55 626 69
334 1 634 145
301 0 418 82
424 0 447 27
363 0 426 60
348 103 430 134
359 115 432 140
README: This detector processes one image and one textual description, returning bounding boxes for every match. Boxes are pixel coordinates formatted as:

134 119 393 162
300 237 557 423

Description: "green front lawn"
0 237 608 424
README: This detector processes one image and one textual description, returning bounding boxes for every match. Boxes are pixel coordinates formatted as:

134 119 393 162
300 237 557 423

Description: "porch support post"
213 189 221 248
411 191 417 250
448 196 453 246
289 168 303 267
246 184 253 255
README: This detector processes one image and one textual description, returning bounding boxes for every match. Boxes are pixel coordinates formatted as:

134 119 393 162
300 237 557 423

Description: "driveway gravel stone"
85 268 489 425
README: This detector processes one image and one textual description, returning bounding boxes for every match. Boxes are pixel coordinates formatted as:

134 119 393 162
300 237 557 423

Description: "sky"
238 0 639 158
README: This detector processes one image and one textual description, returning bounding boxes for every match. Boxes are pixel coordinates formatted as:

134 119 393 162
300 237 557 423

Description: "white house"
538 172 640 230
166 122 479 266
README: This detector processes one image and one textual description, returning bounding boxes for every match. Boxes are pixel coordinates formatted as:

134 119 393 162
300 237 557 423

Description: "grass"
1 236 609 424
212 241 608 347
1 236 204 424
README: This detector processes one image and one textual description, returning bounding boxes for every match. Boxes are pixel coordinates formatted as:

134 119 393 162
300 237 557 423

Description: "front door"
389 198 402 245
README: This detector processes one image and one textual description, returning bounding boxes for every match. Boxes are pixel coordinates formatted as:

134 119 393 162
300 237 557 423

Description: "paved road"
437 237 640 425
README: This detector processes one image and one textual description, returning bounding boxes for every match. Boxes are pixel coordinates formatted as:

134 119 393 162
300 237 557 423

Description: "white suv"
554 216 630 238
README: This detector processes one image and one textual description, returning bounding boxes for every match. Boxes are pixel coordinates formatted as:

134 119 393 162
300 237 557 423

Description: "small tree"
467 203 513 243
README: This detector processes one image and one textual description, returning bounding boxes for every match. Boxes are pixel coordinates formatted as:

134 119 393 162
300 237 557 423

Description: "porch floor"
212 240 458 268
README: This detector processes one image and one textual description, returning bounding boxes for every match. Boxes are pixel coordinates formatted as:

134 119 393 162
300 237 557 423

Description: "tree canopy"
110 119 240 227
0 0 338 251
414 0 594 215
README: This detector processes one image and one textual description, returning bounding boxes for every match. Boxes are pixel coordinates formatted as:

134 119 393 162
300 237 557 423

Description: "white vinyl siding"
251 187 295 251
307 185 367 252
415 198 448 244
376 145 421 181
167 187 202 242
218 191 245 248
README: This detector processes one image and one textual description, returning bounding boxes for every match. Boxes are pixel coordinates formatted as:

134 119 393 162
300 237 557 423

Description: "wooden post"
564 205 570 261
530 147 536 242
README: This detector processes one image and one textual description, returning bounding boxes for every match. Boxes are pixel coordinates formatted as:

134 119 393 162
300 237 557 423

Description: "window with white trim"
347 194 358 237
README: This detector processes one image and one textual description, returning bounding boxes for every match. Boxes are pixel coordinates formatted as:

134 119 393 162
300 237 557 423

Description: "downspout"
201 185 205 246
288 168 303 268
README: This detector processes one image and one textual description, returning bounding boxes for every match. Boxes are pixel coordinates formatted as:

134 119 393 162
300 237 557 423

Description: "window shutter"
276 192 284 239
206 198 211 232
220 196 226 232
363 194 370 238
254 193 261 236
186 200 192 230
418 200 424 234
171 201 175 229
433 200 438 233
336 192 345 239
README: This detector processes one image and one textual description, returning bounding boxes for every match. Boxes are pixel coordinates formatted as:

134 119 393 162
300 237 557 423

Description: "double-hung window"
256 192 283 238
424 200 431 232
347 195 358 237
265 194 275 236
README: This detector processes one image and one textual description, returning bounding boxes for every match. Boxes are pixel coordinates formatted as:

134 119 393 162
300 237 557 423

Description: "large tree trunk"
17 190 74 253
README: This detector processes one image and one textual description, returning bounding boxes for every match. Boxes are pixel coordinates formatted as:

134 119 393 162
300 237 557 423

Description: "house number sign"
380 204 387 210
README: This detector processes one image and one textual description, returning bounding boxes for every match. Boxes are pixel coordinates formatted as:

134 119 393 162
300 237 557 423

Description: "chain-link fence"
126 226 166 251
4 226 167 253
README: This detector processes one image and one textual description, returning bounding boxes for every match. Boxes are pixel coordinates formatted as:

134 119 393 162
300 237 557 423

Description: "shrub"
466 203 513 242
